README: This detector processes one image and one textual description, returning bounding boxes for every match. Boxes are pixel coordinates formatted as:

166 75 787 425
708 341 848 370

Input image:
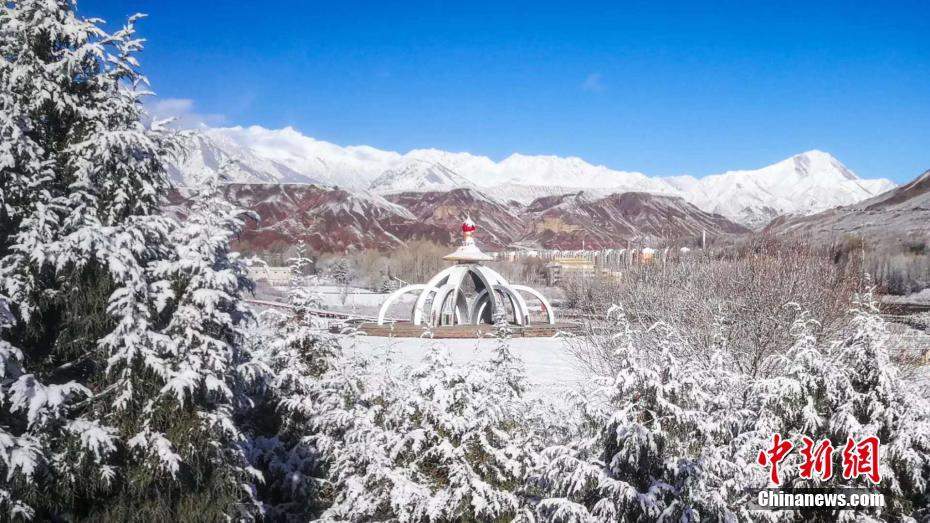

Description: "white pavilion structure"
377 218 555 328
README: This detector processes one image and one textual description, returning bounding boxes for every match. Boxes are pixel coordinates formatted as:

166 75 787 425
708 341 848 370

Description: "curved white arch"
429 282 468 326
495 285 530 326
446 265 470 326
473 288 522 325
472 265 506 321
377 284 427 325
452 289 468 324
475 300 490 324
470 288 490 324
511 284 556 325
428 283 452 326
412 265 463 325
396 262 555 328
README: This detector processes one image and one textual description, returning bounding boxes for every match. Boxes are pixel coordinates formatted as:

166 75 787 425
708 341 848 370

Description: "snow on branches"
740 288 930 520
0 2 265 518
323 337 538 522
538 291 930 522
535 309 745 522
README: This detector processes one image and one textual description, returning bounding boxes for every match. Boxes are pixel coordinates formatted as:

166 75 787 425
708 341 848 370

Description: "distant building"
545 257 622 285
545 258 596 285
249 266 293 287
546 257 628 285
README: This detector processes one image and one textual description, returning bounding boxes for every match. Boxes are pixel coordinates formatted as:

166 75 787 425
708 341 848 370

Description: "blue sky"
83 0 929 183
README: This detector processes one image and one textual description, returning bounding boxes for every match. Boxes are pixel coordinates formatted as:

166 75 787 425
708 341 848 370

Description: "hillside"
524 191 749 249
212 184 449 253
764 169 930 247
190 184 750 253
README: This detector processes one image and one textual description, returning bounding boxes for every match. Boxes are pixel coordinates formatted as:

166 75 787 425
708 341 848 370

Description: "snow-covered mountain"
369 159 477 194
181 184 750 253
523 191 750 249
189 183 450 253
169 126 399 188
384 188 525 249
666 150 898 228
765 168 930 247
168 130 322 185
165 126 896 228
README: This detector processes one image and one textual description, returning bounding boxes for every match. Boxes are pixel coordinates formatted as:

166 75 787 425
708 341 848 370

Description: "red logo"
757 433 793 485
799 436 834 480
758 434 881 486
842 436 881 484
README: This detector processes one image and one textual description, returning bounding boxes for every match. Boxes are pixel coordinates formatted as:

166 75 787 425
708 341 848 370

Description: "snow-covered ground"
253 283 417 317
341 334 588 400
308 285 395 308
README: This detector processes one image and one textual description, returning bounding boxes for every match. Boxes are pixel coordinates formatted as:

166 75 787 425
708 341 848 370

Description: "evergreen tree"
137 163 269 519
286 239 321 311
741 291 930 521
0 2 265 518
249 245 364 519
0 1 170 517
328 258 351 286
324 332 538 522
535 312 746 522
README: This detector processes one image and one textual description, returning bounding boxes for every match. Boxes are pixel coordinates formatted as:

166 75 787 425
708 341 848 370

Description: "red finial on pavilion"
443 215 492 262
461 217 477 246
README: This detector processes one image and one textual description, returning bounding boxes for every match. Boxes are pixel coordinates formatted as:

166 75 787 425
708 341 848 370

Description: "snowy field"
308 285 393 308
341 334 589 400
251 282 591 400
253 283 417 318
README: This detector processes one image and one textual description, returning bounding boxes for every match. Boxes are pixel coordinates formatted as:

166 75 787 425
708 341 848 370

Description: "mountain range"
190 184 750 254
765 169 930 248
170 126 897 229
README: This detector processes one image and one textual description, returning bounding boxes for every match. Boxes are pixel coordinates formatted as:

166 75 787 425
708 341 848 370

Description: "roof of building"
443 243 494 262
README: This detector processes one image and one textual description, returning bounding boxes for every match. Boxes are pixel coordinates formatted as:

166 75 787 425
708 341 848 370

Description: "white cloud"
581 73 606 93
145 97 227 128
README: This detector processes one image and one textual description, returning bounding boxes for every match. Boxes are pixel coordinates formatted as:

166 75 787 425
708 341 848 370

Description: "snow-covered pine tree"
324 331 537 522
286 240 322 312
248 242 366 519
0 293 66 521
0 1 263 518
328 258 351 286
136 162 269 519
288 240 313 277
0 1 172 517
743 291 930 521
535 309 745 522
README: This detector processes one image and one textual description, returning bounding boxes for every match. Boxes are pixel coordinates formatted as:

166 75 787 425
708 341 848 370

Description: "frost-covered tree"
288 240 313 277
247 243 366 519
0 294 79 521
0 1 263 518
740 290 930 521
328 258 351 286
535 309 748 522
324 329 538 522
544 293 930 522
286 239 321 311
135 164 269 519
0 0 172 517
